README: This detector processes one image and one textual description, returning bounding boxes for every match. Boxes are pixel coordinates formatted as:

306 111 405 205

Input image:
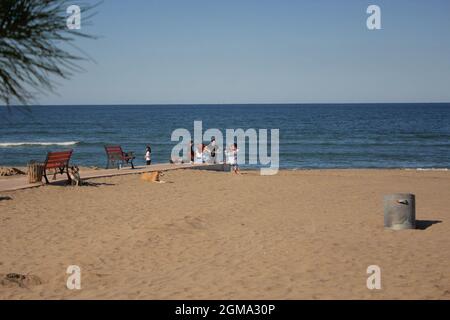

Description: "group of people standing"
190 137 240 174
144 137 240 174
190 137 218 164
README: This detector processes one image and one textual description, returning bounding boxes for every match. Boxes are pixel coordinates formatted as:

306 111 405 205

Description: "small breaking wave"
0 141 79 147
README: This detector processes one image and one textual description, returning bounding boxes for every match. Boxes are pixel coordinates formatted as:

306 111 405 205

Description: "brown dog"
141 171 165 183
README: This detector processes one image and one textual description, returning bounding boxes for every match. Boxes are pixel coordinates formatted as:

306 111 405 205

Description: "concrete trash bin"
384 193 416 230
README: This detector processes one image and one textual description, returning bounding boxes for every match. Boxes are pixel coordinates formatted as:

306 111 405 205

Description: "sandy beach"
0 169 449 299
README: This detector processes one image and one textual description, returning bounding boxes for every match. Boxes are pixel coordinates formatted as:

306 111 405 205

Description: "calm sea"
1 104 449 169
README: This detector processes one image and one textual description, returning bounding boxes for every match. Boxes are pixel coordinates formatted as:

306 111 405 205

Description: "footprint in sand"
184 215 206 229
160 216 207 234
0 273 43 288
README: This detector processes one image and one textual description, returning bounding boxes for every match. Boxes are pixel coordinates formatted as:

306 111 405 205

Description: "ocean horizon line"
2 102 450 108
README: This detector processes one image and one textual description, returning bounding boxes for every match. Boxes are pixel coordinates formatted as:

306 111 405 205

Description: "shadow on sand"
46 180 115 188
416 220 442 230
82 181 116 187
0 196 12 201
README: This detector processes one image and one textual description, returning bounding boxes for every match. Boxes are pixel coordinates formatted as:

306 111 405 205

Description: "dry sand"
0 169 449 299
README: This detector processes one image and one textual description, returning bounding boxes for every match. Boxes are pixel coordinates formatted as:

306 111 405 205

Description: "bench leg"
43 171 50 184
66 166 72 184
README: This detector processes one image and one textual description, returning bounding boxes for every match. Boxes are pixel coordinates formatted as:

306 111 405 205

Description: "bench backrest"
105 145 125 159
44 150 73 169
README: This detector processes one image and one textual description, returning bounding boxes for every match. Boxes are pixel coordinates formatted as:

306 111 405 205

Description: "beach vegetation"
0 0 97 107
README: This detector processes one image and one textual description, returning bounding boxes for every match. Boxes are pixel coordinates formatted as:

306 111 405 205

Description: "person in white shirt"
194 144 204 164
145 145 151 165
203 144 211 163
231 143 240 174
225 143 240 174
226 144 234 165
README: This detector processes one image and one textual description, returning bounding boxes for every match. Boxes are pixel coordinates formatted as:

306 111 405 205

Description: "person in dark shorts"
190 140 194 163
209 136 217 164
231 143 240 174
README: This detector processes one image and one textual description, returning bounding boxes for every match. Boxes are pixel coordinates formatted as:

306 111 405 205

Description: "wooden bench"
105 145 135 169
42 150 73 184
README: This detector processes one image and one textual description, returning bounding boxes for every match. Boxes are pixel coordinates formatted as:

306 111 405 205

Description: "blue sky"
42 0 450 104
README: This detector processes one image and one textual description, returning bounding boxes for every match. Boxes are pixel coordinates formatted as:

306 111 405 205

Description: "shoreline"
1 165 449 172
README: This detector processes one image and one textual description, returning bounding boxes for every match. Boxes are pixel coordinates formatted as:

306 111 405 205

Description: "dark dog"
68 165 82 186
